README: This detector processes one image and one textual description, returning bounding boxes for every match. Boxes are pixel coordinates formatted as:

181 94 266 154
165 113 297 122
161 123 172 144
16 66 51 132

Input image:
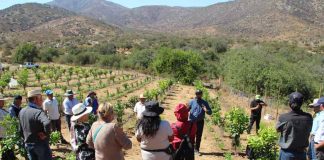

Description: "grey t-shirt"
19 104 51 144
276 110 312 150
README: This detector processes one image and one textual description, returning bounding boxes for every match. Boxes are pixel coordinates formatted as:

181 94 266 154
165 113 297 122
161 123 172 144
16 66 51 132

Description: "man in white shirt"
134 94 146 119
313 97 324 159
63 90 78 131
43 90 68 144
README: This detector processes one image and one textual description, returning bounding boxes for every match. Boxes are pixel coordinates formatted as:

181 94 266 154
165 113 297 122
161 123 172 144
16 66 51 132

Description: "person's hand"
38 132 47 140
315 144 320 149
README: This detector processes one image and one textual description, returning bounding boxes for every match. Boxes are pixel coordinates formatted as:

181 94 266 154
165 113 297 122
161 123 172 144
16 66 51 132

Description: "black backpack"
174 123 194 160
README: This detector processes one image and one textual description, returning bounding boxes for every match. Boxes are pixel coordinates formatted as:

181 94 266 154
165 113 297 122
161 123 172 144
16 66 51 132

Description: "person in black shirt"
247 95 267 134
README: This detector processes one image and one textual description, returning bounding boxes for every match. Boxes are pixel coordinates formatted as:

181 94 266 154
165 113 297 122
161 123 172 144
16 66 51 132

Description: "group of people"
0 87 212 160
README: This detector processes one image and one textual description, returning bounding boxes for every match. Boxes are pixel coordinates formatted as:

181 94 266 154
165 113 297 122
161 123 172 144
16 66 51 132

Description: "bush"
225 107 249 147
40 48 61 62
222 43 316 100
247 127 278 160
152 48 205 84
13 43 39 63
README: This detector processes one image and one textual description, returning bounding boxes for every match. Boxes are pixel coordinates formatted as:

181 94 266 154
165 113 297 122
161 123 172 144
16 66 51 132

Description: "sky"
0 0 230 10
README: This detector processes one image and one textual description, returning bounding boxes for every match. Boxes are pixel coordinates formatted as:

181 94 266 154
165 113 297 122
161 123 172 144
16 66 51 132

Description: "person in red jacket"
171 103 197 149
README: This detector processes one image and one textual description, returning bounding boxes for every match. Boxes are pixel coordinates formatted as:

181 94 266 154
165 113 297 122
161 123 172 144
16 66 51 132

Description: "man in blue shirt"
83 91 98 114
8 95 22 118
189 90 212 155
308 98 320 160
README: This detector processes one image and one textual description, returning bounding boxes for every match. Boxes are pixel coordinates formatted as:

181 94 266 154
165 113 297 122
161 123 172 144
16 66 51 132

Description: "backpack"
174 123 194 160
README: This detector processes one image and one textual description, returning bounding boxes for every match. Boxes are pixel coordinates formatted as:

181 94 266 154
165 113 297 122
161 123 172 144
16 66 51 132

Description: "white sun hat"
71 103 92 122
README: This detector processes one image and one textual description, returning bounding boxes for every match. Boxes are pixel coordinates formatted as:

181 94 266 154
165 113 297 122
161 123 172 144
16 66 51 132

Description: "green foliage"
49 131 61 145
222 43 317 100
66 152 76 160
40 48 60 62
88 114 97 126
152 48 205 84
247 127 278 160
224 152 232 160
114 101 125 125
225 107 249 147
210 98 223 127
0 115 27 158
17 69 29 91
14 43 39 63
125 96 138 109
0 72 11 93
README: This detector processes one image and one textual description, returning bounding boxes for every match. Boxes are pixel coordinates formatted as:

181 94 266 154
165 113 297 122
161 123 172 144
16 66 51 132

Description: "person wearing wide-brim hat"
63 90 79 131
134 94 147 119
136 101 174 160
0 94 16 160
19 89 52 160
84 91 99 114
70 103 95 160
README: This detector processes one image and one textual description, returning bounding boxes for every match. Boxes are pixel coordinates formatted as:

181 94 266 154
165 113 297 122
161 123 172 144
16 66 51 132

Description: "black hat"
289 92 303 110
141 101 164 117
195 89 203 95
14 95 22 100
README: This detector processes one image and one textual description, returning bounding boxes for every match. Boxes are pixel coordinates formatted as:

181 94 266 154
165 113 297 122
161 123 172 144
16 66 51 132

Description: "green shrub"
225 107 249 147
247 127 278 160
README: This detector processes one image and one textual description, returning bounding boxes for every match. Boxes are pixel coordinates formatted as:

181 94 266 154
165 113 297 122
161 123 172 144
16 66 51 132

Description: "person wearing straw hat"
8 95 22 118
308 98 320 160
43 90 68 144
0 94 15 160
19 89 52 160
70 103 95 160
87 102 132 160
247 95 267 134
84 91 99 114
63 90 79 131
134 94 147 119
136 101 174 160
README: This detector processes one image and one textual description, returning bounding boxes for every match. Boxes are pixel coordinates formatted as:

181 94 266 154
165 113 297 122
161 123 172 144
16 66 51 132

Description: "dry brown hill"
0 3 122 45
49 0 324 44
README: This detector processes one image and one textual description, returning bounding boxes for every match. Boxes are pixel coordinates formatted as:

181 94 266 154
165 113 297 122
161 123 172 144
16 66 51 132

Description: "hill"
0 3 122 46
49 0 324 44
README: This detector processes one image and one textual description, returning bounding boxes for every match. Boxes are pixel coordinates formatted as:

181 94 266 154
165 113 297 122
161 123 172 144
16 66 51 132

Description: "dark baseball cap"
312 97 324 107
195 90 203 95
289 92 303 107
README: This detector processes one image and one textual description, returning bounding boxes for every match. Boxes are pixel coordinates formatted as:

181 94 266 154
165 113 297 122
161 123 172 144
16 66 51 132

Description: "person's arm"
86 126 94 149
202 101 212 115
114 124 132 150
315 142 324 149
70 123 78 152
62 99 68 114
275 116 285 132
37 111 51 135
166 121 174 142
8 107 16 118
135 128 141 142
43 102 49 116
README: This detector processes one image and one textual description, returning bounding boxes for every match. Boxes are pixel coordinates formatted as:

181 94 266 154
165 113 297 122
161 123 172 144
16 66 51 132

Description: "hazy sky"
0 0 230 9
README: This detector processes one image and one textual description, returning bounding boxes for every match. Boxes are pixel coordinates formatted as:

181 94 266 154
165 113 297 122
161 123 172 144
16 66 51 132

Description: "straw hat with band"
27 89 42 98
0 94 8 101
142 101 164 117
71 103 92 122
64 90 76 96
139 94 146 99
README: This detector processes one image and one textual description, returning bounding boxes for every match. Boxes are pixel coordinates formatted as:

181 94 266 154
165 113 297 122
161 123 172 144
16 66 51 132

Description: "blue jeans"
25 141 52 160
65 114 72 130
279 149 306 160
308 137 317 160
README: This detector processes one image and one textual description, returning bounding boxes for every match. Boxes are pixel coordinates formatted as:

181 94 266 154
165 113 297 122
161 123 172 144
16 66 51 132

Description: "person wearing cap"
8 95 22 118
308 98 320 160
247 95 267 134
84 91 99 114
63 90 79 131
188 89 212 155
70 103 95 160
312 97 324 159
19 89 52 160
87 102 132 160
276 92 312 160
134 94 146 119
0 94 15 160
43 90 68 144
136 101 174 160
